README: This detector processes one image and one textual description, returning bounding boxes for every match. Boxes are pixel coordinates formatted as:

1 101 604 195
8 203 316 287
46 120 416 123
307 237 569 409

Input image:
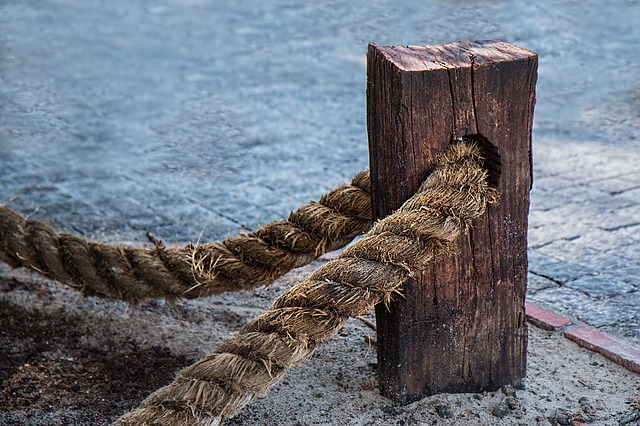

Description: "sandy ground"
1 260 639 426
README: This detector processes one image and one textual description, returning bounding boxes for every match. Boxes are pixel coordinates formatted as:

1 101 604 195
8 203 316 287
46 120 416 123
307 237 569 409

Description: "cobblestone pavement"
1 1 639 346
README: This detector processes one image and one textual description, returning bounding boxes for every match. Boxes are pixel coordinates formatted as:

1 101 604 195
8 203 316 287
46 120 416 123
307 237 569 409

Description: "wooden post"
367 40 537 403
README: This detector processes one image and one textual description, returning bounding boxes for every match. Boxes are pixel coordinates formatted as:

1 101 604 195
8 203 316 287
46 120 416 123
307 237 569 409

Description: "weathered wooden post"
367 40 537 403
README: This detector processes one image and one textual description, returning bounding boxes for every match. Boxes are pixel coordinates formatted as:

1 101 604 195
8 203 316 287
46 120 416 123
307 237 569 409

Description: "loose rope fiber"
0 171 371 303
114 139 499 425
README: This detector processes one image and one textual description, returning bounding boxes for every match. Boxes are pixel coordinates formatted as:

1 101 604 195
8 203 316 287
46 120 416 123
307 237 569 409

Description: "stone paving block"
527 251 552 268
543 185 610 207
526 287 589 319
571 252 640 283
620 172 640 185
600 207 640 232
528 258 591 286
564 274 635 299
581 193 639 214
534 239 595 265
191 189 264 231
592 175 640 196
611 187 640 209
618 242 640 264
150 196 243 242
576 228 639 253
22 198 108 238
577 299 640 336
536 246 640 291
531 175 576 193
529 203 602 231
527 223 591 249
529 290 640 348
527 272 560 295
607 224 640 243
529 193 567 213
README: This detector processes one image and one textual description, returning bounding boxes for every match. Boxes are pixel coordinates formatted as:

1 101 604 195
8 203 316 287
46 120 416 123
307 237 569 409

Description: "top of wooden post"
371 40 536 71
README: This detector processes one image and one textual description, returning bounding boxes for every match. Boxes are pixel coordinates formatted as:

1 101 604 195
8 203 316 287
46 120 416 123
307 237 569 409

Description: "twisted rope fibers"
113 139 499 425
0 171 371 303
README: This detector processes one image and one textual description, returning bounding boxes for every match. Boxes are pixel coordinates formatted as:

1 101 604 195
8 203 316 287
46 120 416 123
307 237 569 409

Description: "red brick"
524 302 572 331
564 326 640 374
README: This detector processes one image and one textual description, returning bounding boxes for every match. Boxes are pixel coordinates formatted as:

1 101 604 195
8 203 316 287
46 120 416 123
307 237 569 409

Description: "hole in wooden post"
461 133 501 188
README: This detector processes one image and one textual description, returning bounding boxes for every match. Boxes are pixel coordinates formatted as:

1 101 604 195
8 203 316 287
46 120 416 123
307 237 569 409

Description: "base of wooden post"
367 40 537 403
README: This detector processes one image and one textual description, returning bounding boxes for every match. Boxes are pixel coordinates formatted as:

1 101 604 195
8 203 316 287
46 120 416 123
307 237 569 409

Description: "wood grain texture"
367 40 537 403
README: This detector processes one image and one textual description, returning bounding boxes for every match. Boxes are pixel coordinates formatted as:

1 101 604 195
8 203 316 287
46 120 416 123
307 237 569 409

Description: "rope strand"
113 139 499 425
0 171 372 303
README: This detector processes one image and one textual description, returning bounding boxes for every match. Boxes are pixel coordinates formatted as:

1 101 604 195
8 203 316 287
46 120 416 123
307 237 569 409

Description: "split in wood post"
366 40 537 403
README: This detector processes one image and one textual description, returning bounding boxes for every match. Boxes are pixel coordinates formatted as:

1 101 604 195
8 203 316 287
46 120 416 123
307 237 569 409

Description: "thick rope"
113 140 499 425
0 171 371 304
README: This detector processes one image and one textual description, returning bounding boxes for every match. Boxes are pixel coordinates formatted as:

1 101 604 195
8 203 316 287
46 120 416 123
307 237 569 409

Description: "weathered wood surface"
367 40 537 403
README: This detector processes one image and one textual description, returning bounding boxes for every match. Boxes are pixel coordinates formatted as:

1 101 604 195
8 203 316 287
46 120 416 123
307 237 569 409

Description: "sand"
1 260 639 426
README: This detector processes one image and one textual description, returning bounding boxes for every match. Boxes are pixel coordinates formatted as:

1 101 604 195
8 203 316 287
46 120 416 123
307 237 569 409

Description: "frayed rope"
0 171 371 304
113 139 499 425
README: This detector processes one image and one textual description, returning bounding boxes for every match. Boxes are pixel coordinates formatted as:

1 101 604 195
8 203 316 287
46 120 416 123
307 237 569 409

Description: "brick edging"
524 302 640 374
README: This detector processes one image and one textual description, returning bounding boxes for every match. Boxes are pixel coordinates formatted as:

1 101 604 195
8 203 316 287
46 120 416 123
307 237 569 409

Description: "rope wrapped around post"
114 139 499 425
0 171 371 303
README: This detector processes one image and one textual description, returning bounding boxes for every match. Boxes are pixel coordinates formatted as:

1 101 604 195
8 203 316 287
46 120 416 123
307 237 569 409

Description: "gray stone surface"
1 0 639 346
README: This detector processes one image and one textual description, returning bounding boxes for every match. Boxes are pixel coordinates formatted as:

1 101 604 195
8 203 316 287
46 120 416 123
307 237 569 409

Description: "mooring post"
367 40 537 403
